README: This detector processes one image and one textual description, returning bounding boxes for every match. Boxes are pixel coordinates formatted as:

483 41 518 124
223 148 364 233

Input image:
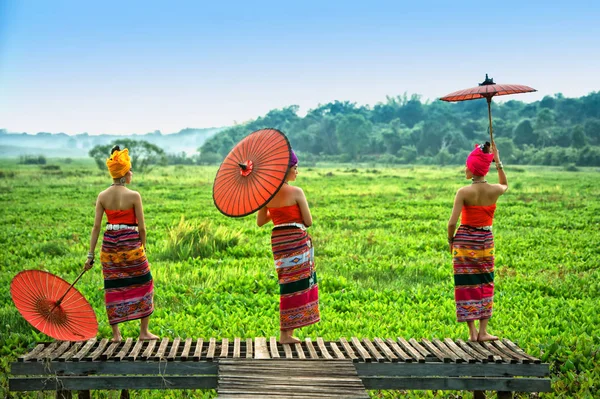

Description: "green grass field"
1 160 599 398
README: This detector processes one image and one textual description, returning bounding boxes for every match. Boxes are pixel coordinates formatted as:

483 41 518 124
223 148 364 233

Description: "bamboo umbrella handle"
51 263 92 311
486 97 494 144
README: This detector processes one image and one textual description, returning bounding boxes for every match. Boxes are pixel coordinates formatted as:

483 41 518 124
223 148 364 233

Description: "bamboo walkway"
16 336 542 364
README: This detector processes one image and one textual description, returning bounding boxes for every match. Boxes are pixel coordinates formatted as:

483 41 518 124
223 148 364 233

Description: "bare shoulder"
490 183 508 194
127 189 142 201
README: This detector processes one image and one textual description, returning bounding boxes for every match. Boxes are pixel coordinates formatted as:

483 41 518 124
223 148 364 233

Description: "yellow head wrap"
106 148 131 179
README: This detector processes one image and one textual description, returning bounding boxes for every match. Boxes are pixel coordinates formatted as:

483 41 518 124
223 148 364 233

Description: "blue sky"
0 0 598 135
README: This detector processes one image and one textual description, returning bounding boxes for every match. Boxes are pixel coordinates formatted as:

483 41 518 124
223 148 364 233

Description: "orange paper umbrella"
10 269 98 341
440 74 536 143
213 128 291 217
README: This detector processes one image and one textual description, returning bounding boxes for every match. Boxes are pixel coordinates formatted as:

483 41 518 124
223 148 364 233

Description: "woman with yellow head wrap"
84 145 158 342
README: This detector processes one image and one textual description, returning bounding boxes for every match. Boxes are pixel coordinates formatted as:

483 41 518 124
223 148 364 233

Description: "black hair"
481 141 491 154
110 145 121 155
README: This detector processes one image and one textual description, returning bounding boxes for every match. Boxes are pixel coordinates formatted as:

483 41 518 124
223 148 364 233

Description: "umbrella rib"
221 177 244 215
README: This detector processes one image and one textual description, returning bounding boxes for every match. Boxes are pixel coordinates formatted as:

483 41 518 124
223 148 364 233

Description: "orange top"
461 204 496 227
268 204 303 225
105 208 137 225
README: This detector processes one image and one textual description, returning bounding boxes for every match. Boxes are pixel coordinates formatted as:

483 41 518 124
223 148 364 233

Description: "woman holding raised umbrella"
85 145 158 342
256 150 320 344
448 142 507 342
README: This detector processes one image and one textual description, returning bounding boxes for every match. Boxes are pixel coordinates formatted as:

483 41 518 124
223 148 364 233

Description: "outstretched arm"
85 196 104 270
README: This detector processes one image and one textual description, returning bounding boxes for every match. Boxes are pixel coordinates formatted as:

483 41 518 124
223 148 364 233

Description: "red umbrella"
213 128 291 217
440 74 536 142
10 269 98 341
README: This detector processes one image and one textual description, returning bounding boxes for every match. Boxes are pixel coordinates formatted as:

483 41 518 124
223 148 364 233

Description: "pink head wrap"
466 144 494 176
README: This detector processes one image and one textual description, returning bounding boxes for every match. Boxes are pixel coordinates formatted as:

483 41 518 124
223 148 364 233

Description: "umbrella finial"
479 74 495 86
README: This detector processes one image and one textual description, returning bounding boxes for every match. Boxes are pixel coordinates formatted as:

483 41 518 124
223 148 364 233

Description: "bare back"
461 184 505 207
99 186 140 211
266 184 299 208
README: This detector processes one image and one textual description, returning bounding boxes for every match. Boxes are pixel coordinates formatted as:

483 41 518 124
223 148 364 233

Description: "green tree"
571 125 587 148
335 114 372 159
513 119 536 146
89 139 167 172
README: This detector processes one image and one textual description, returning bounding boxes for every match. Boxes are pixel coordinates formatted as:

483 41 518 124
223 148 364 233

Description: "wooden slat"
126 339 145 361
282 344 293 359
493 340 526 363
57 342 82 362
114 338 133 361
338 338 358 362
467 341 496 362
233 338 241 359
72 339 96 362
180 338 193 360
48 341 72 360
245 338 252 359
219 338 229 359
316 338 333 359
362 338 385 362
329 342 346 359
168 337 181 361
482 341 512 363
101 341 120 361
87 339 109 361
432 339 463 363
206 338 217 360
455 339 487 363
503 339 541 363
141 339 157 360
304 338 319 359
396 337 425 362
153 338 170 361
254 337 269 359
193 339 204 360
443 339 475 363
37 341 62 360
351 337 372 362
294 342 306 359
373 338 398 362
409 338 432 358
421 339 451 363
19 344 46 362
385 338 413 362
268 337 280 358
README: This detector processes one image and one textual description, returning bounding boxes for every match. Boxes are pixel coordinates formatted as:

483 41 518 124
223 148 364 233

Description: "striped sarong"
271 226 320 330
100 229 154 325
452 225 494 322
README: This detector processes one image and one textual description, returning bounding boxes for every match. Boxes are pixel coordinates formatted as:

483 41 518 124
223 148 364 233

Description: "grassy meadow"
0 159 599 398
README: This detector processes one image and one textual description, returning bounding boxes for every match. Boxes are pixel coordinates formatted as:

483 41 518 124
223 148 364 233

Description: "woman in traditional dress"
256 150 320 344
85 145 158 342
448 141 507 342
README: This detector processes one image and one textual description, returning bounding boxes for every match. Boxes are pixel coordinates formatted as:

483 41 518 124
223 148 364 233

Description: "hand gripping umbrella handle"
51 262 92 311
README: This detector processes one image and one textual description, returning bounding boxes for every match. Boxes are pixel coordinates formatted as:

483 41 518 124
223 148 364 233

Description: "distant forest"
200 92 600 167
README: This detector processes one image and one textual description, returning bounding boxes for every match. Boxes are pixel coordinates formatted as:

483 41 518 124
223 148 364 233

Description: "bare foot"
478 333 498 342
139 332 159 341
111 335 122 343
279 336 301 344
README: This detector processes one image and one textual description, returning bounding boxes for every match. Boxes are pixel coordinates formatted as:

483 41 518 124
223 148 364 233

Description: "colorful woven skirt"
452 225 494 322
271 226 320 331
100 229 154 325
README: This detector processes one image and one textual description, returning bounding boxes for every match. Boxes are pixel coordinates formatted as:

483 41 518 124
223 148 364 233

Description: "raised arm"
492 141 508 193
447 189 464 252
296 187 313 227
256 207 272 227
133 192 147 248
85 195 105 269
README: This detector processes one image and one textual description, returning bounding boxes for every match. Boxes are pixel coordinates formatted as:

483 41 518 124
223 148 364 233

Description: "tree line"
199 92 600 167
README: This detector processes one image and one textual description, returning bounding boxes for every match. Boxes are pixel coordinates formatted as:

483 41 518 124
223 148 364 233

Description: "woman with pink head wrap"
256 148 319 344
447 141 508 342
